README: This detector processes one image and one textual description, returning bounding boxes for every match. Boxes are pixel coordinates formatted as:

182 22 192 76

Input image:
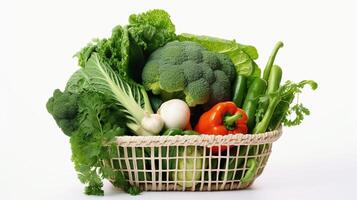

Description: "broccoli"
46 88 128 137
47 88 130 195
46 89 79 136
142 41 236 107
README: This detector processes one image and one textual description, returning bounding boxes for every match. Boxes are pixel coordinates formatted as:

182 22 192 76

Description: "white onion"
158 99 190 129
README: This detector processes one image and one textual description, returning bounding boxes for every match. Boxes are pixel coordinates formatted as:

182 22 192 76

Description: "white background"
1 0 357 199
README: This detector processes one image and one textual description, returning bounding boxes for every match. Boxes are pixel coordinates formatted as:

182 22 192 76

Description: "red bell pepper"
195 101 248 154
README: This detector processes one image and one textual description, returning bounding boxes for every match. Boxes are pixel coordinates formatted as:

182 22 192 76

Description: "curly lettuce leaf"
127 9 176 54
75 9 176 83
74 27 128 70
177 33 260 77
74 26 142 81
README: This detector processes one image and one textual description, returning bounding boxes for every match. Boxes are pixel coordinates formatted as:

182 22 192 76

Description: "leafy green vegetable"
104 168 140 195
46 89 79 136
47 87 137 195
75 9 176 83
283 103 310 126
128 9 176 54
253 92 281 134
65 69 92 94
177 33 260 77
75 26 145 83
253 80 318 133
142 41 236 107
83 53 155 136
268 80 318 130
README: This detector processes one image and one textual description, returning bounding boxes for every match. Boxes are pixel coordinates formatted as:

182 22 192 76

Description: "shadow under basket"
102 127 282 191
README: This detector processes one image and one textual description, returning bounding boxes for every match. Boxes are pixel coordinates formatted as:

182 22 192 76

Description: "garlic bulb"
141 112 164 135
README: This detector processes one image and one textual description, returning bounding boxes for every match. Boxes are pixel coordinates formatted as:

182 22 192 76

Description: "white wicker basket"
102 127 282 191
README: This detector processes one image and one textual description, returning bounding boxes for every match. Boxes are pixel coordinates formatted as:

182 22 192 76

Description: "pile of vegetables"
47 9 317 195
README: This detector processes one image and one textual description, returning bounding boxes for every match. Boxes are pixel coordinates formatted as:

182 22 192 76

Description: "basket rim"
114 126 283 147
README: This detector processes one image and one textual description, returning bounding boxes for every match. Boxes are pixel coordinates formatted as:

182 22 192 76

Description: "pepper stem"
224 113 242 130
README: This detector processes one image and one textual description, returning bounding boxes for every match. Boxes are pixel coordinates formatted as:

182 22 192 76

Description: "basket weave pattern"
102 128 282 191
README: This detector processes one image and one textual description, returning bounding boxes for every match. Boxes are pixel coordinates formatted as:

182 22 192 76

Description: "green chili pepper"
268 94 294 130
160 128 184 180
220 79 266 182
220 146 247 181
205 157 219 181
266 65 282 95
262 41 284 81
242 78 267 132
232 75 248 108
242 65 283 182
259 65 283 122
241 159 258 183
253 91 281 134
149 95 163 113
182 130 199 135
163 128 183 136
239 43 283 183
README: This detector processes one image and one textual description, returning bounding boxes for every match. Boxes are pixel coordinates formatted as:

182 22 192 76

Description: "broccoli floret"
158 65 185 92
216 53 236 82
184 78 210 106
181 61 203 82
202 51 221 70
46 89 79 136
199 63 215 84
209 71 231 106
142 41 236 107
47 88 128 137
142 60 161 94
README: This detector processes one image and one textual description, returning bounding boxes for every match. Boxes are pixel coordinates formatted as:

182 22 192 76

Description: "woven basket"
102 127 282 191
